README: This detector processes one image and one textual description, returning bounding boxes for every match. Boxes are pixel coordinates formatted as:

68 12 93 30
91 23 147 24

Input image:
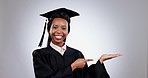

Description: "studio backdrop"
0 0 147 78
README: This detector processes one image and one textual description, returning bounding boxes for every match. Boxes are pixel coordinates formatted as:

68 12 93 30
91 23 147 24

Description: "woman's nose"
56 28 62 33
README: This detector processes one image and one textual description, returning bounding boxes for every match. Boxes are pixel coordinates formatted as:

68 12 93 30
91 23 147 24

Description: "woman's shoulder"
66 46 83 55
32 47 48 55
67 46 80 52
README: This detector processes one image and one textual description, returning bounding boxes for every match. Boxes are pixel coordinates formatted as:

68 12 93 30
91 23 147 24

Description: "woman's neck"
51 41 64 47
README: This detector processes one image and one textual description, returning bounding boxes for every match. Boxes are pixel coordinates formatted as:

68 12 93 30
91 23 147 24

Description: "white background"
0 0 147 78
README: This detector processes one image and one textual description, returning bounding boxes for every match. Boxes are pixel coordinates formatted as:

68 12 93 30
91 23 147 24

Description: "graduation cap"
38 8 79 47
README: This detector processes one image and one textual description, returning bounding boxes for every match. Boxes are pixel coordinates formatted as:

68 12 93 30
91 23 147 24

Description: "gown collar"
50 42 67 55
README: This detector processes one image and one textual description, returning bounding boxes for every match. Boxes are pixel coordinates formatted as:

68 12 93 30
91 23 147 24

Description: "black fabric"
38 20 47 47
40 8 79 19
32 46 110 78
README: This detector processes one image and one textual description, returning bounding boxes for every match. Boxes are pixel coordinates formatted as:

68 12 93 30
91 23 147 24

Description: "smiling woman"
50 18 69 47
0 0 147 78
32 8 122 78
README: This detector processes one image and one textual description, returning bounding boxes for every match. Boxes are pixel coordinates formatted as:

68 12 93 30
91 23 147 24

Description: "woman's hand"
99 54 123 64
71 58 93 71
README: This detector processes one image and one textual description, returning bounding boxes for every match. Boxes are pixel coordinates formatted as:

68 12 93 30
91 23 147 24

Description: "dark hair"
47 12 71 46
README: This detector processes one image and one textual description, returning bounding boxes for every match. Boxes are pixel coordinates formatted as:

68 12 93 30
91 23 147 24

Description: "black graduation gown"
32 46 110 78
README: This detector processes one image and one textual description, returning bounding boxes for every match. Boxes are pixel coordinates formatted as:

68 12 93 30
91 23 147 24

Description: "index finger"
115 54 123 56
85 59 94 62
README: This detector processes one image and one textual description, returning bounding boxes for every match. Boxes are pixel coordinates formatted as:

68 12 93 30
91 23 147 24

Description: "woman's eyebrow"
61 25 67 27
52 24 58 26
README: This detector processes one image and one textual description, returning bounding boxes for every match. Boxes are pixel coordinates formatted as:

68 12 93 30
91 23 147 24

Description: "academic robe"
32 46 110 78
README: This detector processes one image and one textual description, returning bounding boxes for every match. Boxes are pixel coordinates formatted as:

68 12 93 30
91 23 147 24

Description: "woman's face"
49 18 68 46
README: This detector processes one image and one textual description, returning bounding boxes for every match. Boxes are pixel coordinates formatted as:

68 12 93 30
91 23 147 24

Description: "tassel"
38 19 47 47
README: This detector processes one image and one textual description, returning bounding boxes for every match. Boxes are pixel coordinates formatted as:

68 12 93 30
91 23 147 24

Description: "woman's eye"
62 27 66 30
52 26 57 29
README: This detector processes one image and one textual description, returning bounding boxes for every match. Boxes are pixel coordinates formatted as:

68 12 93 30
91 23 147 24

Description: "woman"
32 8 122 78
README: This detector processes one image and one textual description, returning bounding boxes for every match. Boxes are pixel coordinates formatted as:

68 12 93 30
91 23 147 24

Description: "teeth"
55 36 62 39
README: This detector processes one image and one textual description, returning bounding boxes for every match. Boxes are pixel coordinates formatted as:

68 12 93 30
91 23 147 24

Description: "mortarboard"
38 8 79 47
40 8 79 19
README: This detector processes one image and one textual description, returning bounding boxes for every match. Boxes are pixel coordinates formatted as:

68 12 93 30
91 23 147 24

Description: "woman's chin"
53 40 64 44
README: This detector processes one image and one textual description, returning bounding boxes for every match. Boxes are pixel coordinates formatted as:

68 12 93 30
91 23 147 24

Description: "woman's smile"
50 18 68 47
54 35 63 40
